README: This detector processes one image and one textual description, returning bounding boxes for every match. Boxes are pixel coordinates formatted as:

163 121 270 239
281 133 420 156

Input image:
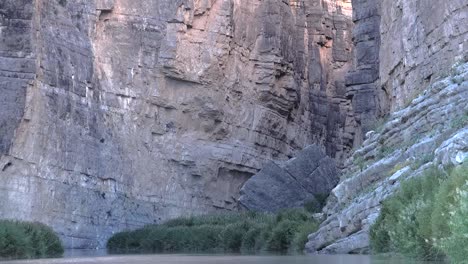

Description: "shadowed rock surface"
239 145 338 212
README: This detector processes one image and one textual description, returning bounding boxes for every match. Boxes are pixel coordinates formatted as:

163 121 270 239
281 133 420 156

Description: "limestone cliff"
0 0 354 248
306 0 468 253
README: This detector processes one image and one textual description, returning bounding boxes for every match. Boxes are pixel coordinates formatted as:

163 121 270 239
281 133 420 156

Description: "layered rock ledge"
0 0 354 248
306 62 468 254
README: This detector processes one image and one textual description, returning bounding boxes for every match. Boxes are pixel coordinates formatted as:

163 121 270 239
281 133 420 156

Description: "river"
1 253 441 264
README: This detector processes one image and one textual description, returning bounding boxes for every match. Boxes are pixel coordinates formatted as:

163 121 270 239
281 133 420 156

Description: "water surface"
1 254 440 264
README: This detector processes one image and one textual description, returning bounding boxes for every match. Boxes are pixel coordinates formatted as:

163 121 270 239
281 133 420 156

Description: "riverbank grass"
107 209 318 254
0 220 64 260
370 163 468 262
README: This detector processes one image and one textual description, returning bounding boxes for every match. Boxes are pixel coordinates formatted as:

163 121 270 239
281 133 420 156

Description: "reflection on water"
1 253 442 264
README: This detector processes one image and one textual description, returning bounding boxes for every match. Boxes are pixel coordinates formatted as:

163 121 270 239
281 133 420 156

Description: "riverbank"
107 209 318 254
0 221 63 260
0 253 433 264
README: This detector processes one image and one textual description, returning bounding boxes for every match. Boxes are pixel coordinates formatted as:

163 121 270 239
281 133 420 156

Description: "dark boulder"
239 145 339 212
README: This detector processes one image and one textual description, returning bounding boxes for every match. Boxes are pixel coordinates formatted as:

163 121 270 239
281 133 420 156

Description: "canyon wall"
306 0 468 253
0 0 354 248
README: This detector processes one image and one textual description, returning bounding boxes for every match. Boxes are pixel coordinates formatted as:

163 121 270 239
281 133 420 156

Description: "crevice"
2 162 13 172
98 9 112 21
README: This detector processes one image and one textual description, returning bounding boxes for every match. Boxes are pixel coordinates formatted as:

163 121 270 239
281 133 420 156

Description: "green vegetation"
370 163 468 263
303 194 328 214
377 146 396 160
388 160 411 176
107 209 319 254
410 154 434 171
354 156 367 171
368 116 390 134
0 220 64 260
450 111 468 130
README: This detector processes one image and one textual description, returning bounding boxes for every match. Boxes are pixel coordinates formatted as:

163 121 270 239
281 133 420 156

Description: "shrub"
450 111 468 130
370 168 442 259
291 222 319 252
108 209 319 254
222 222 250 252
275 208 309 223
266 220 298 252
0 221 63 260
370 163 468 261
435 164 468 263
0 221 29 259
304 194 329 213
241 224 266 253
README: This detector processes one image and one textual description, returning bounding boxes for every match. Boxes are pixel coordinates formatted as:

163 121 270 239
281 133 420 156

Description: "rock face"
306 0 468 254
344 0 382 142
344 0 468 145
0 0 354 248
379 0 468 111
306 62 468 254
239 145 338 212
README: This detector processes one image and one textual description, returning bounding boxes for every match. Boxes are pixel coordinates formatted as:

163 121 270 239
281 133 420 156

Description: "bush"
108 209 319 254
291 222 319 252
370 168 442 259
221 222 250 252
241 224 266 253
0 221 63 260
303 194 329 213
266 220 298 252
435 164 468 263
370 163 468 262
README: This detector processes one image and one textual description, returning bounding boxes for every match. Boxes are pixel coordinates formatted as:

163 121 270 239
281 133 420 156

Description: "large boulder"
239 145 339 212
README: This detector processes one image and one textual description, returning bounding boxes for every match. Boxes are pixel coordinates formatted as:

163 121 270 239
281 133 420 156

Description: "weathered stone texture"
0 0 34 154
306 62 468 254
0 0 353 248
239 145 338 212
344 0 382 146
344 0 468 147
379 0 468 111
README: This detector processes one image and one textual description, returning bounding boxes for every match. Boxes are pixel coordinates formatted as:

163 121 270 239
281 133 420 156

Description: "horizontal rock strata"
306 62 468 254
0 0 354 248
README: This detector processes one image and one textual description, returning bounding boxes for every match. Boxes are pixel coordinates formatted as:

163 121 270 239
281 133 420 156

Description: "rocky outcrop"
0 0 34 154
343 0 382 144
379 0 468 111
239 145 338 212
306 62 468 254
305 0 468 251
344 0 468 146
0 0 354 248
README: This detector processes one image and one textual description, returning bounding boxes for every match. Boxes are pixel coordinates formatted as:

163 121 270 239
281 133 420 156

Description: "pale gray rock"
306 63 468 254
